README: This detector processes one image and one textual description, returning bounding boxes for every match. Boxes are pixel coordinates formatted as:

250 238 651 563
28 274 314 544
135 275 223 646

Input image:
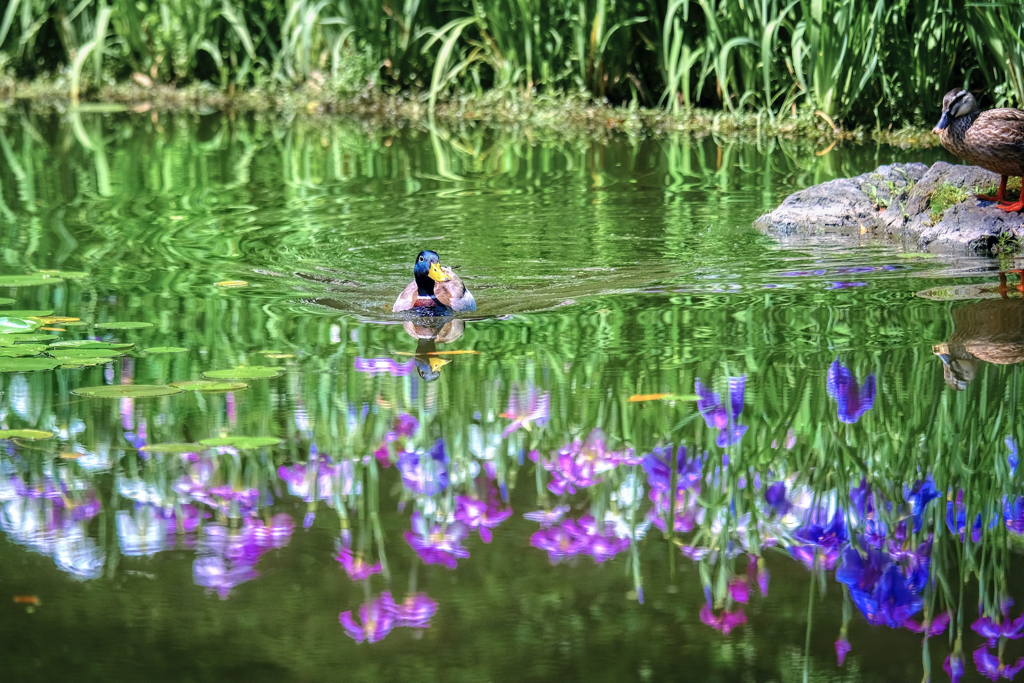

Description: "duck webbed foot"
997 182 1024 213
977 176 1008 203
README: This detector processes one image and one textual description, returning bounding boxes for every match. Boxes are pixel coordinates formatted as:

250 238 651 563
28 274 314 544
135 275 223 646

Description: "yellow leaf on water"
628 393 671 402
215 280 248 287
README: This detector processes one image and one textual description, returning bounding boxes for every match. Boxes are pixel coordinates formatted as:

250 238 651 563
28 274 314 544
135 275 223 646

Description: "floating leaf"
0 429 54 440
72 385 182 398
261 353 294 359
0 318 41 334
0 333 61 344
199 436 282 449
0 358 63 372
171 380 248 392
49 340 134 350
139 443 206 454
40 327 66 332
896 252 937 259
94 322 153 330
627 393 699 403
145 347 188 354
0 275 61 287
0 310 55 318
49 349 123 360
37 270 88 279
60 358 115 369
215 280 248 287
204 366 281 380
33 316 79 324
0 345 47 357
0 298 15 306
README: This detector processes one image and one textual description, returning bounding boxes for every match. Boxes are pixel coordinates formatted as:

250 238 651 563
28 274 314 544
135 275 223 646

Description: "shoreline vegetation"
2 0 1022 146
0 76 935 148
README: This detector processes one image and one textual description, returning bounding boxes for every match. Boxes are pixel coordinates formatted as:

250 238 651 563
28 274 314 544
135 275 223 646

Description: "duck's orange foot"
978 176 1008 203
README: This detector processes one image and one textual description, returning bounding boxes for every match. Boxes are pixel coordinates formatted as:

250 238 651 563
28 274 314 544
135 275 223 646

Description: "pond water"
0 108 1021 682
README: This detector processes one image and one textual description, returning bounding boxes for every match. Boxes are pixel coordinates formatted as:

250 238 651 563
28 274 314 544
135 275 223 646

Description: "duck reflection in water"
403 318 465 381
933 273 1024 389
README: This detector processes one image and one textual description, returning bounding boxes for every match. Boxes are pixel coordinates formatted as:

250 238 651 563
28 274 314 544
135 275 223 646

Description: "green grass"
2 1 1024 128
929 182 969 223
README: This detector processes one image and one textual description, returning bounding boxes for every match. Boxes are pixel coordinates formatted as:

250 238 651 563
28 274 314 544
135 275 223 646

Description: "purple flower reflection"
194 556 259 599
836 637 851 666
335 544 382 581
193 514 295 599
642 444 702 493
1009 436 1020 476
524 505 569 527
972 613 1024 647
974 645 1024 681
699 603 746 634
455 495 511 543
827 282 867 289
906 478 940 534
827 358 876 423
340 592 397 643
404 512 469 568
696 376 747 446
904 611 951 636
501 385 550 438
836 547 926 627
530 519 589 563
394 593 438 628
354 357 415 377
945 651 965 683
397 441 449 495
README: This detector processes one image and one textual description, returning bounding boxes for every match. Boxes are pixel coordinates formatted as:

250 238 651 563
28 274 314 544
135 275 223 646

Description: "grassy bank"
1 1 1022 131
0 74 937 149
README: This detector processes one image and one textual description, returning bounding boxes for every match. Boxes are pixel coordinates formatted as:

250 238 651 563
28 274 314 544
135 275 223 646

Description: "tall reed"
3 0 1024 126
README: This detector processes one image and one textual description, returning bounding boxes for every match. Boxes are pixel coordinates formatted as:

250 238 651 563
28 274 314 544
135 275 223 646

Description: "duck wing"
392 280 419 312
434 268 477 312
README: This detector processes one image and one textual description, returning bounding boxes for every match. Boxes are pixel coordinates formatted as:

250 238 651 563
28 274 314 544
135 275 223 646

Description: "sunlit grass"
3 1 1024 126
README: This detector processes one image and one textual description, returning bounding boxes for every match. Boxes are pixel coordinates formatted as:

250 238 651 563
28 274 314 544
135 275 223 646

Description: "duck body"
934 88 1024 211
393 250 476 315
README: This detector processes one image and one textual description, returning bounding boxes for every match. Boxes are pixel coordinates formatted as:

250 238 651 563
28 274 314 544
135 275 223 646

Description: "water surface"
0 108 1019 682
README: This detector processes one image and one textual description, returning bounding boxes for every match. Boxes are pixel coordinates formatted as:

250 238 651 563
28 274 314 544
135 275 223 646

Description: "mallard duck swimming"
933 88 1024 212
392 250 476 315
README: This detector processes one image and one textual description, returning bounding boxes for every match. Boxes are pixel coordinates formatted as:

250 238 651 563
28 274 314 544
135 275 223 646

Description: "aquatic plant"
3 0 1024 124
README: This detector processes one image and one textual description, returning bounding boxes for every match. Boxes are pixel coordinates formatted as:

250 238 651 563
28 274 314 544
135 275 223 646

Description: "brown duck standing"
933 88 1024 212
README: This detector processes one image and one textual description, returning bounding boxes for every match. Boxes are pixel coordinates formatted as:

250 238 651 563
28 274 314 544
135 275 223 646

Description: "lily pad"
49 341 134 350
72 385 182 398
59 358 116 369
0 275 60 287
0 333 61 344
145 347 188 354
0 429 54 440
0 310 55 318
198 436 282 449
203 366 281 380
0 358 63 372
0 318 41 334
171 380 248 392
138 443 206 454
94 322 154 330
0 345 48 357
49 349 123 360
